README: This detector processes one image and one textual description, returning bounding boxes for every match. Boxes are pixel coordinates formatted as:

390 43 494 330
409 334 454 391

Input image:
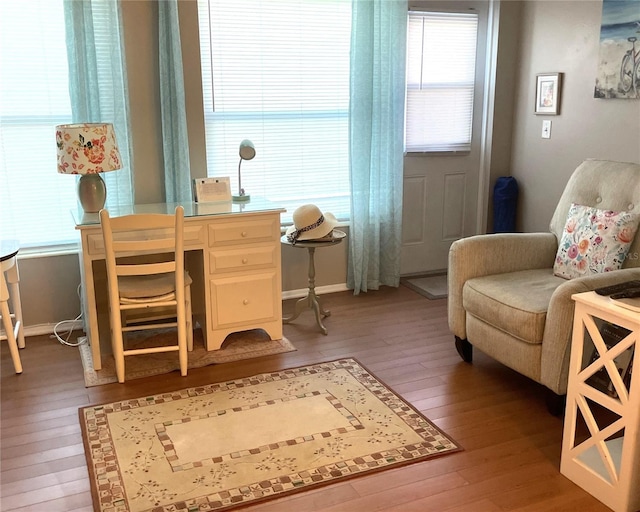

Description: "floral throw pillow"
553 203 640 280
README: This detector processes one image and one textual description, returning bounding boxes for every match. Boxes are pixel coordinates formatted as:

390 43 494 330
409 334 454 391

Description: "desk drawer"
208 218 277 246
210 272 277 326
209 245 276 273
84 224 206 256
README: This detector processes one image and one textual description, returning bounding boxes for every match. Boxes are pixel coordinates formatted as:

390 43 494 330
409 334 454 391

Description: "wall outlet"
542 120 552 139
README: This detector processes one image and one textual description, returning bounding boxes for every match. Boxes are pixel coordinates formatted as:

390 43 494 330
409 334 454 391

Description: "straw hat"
285 204 338 244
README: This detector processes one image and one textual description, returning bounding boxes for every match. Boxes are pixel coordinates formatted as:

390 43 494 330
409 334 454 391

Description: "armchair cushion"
464 269 564 344
553 203 639 279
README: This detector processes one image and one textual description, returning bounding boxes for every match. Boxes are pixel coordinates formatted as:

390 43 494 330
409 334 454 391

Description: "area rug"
79 358 462 512
401 273 448 300
78 329 296 387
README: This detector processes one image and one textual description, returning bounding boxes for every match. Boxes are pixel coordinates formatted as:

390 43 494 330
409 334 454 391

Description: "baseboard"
282 283 349 300
2 288 352 340
1 320 84 341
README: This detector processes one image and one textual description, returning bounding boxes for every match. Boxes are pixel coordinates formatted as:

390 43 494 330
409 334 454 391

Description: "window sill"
404 150 471 157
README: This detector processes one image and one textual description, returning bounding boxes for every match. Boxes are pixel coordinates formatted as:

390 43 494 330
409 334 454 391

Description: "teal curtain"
347 0 407 294
63 0 133 208
158 0 192 203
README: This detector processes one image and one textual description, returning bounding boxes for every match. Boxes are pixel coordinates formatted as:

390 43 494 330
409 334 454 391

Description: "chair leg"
178 311 188 377
454 336 473 363
110 311 126 383
1 300 22 374
545 390 566 417
186 284 193 352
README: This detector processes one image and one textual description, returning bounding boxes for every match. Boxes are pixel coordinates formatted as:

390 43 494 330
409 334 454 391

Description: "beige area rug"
401 273 448 300
78 329 296 387
79 358 462 512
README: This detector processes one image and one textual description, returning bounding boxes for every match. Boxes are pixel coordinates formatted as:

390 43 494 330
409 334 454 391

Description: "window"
405 11 478 153
197 0 352 223
0 0 131 249
0 0 74 248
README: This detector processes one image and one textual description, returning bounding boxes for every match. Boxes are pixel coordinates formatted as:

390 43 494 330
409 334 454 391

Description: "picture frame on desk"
193 177 231 203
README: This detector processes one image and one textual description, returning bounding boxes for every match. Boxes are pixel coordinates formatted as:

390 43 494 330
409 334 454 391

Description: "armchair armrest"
448 233 558 339
541 267 640 395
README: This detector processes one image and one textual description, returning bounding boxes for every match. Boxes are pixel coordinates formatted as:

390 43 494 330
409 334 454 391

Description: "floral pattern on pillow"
553 203 639 280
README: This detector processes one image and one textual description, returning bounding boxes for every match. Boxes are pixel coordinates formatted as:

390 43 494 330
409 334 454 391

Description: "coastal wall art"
594 0 640 99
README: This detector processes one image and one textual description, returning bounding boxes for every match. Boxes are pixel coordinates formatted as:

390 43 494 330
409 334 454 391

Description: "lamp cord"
50 284 87 347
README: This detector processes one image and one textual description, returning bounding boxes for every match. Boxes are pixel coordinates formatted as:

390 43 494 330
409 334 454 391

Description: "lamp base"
78 174 106 213
232 194 251 202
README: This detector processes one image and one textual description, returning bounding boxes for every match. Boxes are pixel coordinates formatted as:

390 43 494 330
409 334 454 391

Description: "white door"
400 0 493 275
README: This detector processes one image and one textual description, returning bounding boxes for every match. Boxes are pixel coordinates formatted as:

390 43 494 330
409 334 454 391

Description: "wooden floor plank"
0 286 610 511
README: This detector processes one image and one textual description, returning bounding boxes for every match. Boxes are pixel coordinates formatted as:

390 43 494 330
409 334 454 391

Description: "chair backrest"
99 206 185 295
550 159 640 269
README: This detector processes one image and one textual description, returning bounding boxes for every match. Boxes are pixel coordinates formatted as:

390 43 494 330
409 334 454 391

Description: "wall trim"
3 287 353 339
282 283 349 300
1 320 84 342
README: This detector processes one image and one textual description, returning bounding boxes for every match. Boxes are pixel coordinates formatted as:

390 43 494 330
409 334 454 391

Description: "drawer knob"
243 299 249 305
241 231 248 237
242 258 248 264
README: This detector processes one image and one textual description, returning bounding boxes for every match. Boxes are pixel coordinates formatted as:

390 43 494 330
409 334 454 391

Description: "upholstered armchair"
448 159 640 414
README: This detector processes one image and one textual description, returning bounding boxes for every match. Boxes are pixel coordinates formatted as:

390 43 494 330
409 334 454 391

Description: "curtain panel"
63 0 134 208
158 0 192 203
348 0 407 294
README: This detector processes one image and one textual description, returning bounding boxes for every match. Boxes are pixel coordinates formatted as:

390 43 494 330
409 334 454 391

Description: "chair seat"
118 271 192 300
464 269 565 344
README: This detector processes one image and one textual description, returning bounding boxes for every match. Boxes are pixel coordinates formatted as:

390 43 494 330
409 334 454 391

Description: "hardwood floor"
1 285 610 512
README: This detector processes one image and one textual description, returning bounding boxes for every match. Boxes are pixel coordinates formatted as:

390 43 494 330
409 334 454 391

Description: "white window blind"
0 0 130 249
197 0 352 223
0 0 75 248
405 11 478 153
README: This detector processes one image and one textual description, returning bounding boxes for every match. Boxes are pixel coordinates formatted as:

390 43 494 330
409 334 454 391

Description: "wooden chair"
100 206 193 383
1 240 25 374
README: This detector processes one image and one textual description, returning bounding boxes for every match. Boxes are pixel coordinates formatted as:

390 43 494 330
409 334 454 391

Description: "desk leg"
282 247 330 335
80 251 102 370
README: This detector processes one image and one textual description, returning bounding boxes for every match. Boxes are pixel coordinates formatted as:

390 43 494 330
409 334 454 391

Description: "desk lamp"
233 139 255 202
56 123 122 213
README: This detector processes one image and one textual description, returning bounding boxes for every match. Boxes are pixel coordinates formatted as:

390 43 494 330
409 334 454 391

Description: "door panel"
401 0 490 275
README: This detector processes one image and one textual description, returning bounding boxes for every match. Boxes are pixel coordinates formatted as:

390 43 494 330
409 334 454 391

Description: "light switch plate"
542 120 552 139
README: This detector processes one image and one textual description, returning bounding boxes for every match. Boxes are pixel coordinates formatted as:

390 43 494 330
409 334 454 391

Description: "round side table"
281 230 345 335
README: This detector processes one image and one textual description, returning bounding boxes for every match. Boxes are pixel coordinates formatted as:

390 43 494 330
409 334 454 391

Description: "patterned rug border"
79 357 463 512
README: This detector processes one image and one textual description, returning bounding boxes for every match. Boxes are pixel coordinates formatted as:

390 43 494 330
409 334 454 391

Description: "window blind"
0 0 75 248
405 11 478 153
197 0 352 223
0 0 131 249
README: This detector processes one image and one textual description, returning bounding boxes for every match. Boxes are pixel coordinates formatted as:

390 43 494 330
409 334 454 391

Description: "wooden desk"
73 199 285 370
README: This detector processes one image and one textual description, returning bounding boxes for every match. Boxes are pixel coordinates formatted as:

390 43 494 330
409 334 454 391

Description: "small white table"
280 230 345 335
561 291 640 512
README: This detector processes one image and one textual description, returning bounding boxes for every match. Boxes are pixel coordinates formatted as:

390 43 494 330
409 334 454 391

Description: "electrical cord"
50 283 87 347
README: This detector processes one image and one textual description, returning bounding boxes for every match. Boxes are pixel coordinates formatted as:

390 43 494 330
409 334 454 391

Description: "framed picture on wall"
535 72 563 115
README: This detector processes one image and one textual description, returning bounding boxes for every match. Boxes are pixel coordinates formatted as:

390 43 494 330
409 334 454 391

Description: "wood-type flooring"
1 286 611 511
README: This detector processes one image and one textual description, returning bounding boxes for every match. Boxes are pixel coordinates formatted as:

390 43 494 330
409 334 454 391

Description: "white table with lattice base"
561 291 640 512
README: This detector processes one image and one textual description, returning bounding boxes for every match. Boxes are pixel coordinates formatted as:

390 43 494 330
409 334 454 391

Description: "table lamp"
233 139 255 202
56 123 122 213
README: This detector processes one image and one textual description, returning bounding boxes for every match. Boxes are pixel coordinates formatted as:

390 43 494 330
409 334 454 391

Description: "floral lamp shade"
55 123 122 213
